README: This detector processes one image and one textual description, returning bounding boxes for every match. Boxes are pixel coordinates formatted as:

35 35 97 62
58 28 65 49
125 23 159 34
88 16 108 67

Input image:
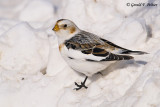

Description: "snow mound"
0 22 49 76
0 0 160 107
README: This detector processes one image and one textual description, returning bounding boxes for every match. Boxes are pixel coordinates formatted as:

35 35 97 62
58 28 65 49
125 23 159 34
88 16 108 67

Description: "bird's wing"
64 31 133 62
100 38 148 55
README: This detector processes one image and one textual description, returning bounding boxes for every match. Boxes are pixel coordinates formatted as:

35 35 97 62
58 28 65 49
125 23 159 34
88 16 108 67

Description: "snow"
0 0 160 107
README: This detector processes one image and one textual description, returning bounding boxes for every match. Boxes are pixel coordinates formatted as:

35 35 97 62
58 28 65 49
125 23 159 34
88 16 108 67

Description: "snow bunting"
52 19 147 90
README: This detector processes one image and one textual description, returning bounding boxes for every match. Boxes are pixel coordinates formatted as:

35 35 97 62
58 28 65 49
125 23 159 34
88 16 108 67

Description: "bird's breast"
59 43 65 52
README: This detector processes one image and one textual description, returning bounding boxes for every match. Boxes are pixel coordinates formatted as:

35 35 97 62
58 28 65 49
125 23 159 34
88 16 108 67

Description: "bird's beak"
53 23 59 31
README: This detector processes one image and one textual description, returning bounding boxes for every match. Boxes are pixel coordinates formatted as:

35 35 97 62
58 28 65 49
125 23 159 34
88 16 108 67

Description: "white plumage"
60 44 114 76
53 19 147 90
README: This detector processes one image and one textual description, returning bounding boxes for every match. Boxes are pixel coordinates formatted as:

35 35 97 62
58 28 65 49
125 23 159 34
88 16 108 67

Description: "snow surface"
0 0 160 107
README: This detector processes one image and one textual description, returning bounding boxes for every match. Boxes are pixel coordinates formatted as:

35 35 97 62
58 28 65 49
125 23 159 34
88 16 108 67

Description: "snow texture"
0 0 160 107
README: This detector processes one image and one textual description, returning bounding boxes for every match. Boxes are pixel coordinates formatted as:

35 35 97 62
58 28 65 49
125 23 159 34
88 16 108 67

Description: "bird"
52 19 147 90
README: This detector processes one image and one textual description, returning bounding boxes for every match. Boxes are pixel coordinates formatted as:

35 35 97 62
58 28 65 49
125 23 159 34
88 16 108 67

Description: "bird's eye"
63 24 67 28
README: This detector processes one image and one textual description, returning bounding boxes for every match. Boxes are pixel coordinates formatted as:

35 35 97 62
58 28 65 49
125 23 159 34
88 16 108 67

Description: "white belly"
60 45 115 76
66 58 111 76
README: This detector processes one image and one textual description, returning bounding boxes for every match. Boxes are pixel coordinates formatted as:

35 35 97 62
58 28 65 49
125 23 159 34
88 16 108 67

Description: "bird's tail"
121 50 148 55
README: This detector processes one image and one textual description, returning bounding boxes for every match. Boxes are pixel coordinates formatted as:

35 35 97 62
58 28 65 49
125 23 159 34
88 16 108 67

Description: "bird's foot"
74 76 88 91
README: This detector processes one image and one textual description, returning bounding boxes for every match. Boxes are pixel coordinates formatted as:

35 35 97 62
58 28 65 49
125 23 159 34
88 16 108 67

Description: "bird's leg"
74 76 88 91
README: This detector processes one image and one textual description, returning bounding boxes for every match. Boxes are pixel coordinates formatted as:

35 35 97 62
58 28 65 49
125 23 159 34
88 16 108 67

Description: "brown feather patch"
59 44 64 52
82 49 92 54
104 43 115 51
92 48 109 57
70 27 76 33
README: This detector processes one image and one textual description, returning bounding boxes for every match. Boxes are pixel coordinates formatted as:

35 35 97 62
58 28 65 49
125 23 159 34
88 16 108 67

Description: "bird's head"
53 19 80 42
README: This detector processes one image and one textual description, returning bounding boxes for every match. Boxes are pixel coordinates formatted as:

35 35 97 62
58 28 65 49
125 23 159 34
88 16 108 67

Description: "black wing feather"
64 31 136 62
